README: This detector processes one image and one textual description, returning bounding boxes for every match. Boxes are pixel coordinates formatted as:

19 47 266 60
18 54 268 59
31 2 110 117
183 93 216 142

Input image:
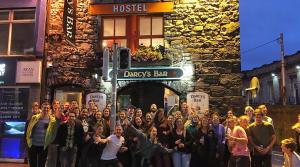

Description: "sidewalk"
0 163 28 167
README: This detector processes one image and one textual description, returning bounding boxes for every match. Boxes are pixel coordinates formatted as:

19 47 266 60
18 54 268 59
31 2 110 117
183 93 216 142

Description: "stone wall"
164 0 242 114
46 0 243 113
46 0 99 91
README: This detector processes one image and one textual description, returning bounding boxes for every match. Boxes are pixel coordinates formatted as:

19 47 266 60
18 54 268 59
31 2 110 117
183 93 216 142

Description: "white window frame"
0 9 35 56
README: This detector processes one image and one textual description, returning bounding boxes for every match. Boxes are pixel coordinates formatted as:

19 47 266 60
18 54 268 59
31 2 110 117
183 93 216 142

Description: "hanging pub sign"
110 67 184 81
63 0 77 46
89 2 174 15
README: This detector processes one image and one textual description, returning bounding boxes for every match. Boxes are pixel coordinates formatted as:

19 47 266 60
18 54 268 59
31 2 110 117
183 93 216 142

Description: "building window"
138 16 163 47
0 9 35 56
102 17 127 48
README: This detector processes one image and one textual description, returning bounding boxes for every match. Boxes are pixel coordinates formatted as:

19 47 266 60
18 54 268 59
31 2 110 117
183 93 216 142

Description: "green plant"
132 45 170 62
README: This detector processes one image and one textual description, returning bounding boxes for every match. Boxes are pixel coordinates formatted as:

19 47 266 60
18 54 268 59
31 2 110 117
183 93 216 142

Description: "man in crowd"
248 109 276 167
55 111 84 167
100 124 128 167
26 102 60 167
258 105 273 125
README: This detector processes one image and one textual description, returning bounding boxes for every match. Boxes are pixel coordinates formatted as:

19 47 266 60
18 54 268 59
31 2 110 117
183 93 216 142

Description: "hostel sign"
89 2 174 15
111 67 183 81
63 0 77 45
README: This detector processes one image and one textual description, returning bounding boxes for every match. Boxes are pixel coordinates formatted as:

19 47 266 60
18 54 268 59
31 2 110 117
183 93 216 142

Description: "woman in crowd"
292 113 300 153
153 108 172 167
144 113 153 134
102 107 111 137
281 138 300 167
85 124 107 167
171 118 190 167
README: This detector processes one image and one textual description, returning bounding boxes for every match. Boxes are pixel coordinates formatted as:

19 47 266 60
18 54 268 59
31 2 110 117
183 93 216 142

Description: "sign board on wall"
187 92 209 115
86 92 106 112
16 61 42 83
0 87 29 121
89 2 174 15
63 0 77 45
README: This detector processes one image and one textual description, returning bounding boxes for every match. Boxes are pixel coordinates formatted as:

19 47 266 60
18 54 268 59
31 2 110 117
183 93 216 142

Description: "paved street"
0 151 284 167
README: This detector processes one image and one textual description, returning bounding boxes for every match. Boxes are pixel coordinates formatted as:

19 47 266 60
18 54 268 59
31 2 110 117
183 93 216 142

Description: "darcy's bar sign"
63 0 77 46
111 67 184 81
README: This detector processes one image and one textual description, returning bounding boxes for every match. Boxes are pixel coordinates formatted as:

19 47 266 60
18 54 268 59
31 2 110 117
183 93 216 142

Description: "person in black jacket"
55 111 84 167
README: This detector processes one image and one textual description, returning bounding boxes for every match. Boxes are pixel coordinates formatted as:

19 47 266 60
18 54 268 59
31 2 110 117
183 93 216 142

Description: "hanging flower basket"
131 45 172 67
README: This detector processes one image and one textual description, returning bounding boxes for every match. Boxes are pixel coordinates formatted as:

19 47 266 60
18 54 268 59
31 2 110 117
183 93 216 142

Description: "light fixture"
271 73 276 77
296 65 300 70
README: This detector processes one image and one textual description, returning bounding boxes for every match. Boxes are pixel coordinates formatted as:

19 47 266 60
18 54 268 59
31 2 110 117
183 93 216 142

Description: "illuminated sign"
109 67 184 81
0 59 16 84
89 2 174 15
0 64 5 76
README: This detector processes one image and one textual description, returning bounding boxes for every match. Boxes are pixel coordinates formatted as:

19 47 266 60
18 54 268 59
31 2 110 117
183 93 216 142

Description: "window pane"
0 24 9 55
103 19 114 37
139 39 151 47
102 39 114 48
0 11 9 20
13 10 35 20
102 39 127 49
152 17 163 35
115 18 126 36
139 17 151 36
11 23 35 55
115 39 127 47
152 38 164 47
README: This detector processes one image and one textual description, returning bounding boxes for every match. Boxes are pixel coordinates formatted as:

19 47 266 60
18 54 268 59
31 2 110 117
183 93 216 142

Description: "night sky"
240 0 300 71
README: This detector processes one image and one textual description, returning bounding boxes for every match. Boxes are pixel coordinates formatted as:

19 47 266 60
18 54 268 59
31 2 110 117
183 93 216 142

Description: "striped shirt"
32 118 49 146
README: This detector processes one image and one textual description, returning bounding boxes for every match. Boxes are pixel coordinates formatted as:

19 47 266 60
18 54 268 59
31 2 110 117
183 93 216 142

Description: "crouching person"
100 124 128 167
56 111 84 167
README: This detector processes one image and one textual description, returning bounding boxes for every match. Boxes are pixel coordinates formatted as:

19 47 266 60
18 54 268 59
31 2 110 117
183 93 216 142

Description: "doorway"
118 82 180 114
53 86 83 108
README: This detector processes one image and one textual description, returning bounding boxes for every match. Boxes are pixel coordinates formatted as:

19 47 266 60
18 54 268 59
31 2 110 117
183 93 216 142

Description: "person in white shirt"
281 138 300 167
100 125 128 167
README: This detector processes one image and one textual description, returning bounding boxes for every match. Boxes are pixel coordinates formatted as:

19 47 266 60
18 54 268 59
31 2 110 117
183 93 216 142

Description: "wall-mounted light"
271 73 277 77
296 65 300 70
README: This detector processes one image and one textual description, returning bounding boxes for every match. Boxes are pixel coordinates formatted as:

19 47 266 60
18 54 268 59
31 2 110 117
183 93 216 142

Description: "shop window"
0 9 35 56
102 17 127 48
138 16 163 47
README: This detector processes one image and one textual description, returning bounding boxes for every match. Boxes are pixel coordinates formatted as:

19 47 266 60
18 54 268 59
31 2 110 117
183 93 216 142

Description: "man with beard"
149 104 158 118
55 111 84 167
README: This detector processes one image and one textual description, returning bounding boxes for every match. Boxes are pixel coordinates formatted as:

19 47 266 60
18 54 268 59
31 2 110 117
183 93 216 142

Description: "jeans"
228 155 251 167
46 144 58 167
253 154 271 167
59 147 77 167
172 151 191 167
28 145 48 167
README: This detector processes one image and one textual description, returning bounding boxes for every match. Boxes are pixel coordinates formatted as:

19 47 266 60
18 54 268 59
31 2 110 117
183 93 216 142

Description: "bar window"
0 9 35 56
139 16 163 47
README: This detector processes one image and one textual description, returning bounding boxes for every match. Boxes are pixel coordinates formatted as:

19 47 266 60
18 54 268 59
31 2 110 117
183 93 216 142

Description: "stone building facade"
243 51 300 105
46 0 242 114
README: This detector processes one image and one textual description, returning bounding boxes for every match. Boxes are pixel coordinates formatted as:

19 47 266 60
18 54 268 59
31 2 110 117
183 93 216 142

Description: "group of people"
25 100 300 167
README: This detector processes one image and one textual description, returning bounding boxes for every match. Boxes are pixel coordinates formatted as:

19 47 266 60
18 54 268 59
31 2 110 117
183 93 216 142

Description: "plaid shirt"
65 124 75 149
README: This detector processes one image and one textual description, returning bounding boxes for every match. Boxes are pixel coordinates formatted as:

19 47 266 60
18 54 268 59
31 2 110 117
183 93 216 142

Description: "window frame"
138 15 164 47
101 16 127 49
0 9 35 56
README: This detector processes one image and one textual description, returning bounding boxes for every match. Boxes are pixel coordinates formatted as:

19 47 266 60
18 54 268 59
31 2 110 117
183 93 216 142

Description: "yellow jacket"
26 113 59 149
